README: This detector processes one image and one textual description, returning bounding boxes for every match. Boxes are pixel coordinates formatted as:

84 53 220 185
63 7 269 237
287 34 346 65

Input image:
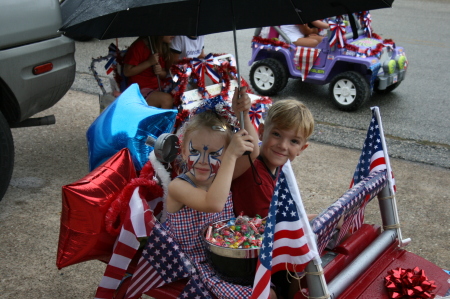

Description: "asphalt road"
71 0 450 169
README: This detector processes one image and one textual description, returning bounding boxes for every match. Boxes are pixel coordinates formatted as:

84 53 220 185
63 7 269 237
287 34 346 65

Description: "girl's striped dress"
165 174 253 298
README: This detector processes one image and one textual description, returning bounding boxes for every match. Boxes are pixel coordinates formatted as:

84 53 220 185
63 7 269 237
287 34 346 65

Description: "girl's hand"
226 129 254 159
148 53 159 66
152 64 163 75
232 86 251 114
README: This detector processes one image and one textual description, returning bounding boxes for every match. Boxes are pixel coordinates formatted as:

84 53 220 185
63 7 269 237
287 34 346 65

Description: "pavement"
1 90 449 298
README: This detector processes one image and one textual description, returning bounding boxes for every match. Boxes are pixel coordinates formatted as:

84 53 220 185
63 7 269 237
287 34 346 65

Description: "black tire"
249 58 288 96
329 71 370 112
0 111 14 201
374 81 401 95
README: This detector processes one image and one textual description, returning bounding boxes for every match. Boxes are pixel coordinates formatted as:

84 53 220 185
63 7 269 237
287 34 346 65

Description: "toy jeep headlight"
383 59 397 74
396 55 407 70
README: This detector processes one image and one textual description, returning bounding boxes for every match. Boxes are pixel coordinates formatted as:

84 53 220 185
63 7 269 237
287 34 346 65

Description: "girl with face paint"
164 87 261 298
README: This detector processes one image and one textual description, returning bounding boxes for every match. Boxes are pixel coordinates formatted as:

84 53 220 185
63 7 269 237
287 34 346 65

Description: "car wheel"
250 58 288 96
329 71 370 112
374 81 401 94
0 111 14 201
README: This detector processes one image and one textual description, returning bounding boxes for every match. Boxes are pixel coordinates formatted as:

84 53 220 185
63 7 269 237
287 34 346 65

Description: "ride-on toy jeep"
248 12 407 111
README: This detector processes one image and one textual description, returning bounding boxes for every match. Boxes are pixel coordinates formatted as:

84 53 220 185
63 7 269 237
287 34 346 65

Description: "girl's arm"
167 132 254 213
123 53 160 77
152 64 168 79
232 86 260 179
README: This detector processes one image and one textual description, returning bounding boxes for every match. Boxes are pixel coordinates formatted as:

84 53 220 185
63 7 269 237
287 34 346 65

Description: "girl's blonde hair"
264 99 314 139
182 111 233 146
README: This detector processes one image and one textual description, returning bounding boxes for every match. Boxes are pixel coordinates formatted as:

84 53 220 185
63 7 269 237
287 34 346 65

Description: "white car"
0 0 76 200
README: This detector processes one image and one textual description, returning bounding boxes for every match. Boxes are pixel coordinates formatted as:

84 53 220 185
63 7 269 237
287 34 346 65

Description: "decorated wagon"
56 52 448 299
248 12 408 111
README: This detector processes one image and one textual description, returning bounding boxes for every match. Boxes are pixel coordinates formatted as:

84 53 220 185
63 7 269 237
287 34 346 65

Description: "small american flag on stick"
251 161 318 299
349 107 396 232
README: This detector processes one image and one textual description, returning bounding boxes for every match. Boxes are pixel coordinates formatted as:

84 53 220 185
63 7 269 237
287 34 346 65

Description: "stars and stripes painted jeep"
248 12 408 111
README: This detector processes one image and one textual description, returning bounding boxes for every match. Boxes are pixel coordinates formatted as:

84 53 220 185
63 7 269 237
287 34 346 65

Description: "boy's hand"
232 86 251 114
227 129 254 159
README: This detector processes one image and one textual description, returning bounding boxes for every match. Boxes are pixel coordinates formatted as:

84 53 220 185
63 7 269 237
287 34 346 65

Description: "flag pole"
230 0 245 131
147 36 161 92
284 161 329 298
372 106 410 247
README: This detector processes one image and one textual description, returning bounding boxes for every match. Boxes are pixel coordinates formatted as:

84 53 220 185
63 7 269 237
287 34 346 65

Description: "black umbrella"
61 0 394 126
61 0 393 40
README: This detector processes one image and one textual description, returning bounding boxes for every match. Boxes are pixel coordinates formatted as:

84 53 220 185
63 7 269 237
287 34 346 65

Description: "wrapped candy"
205 216 265 249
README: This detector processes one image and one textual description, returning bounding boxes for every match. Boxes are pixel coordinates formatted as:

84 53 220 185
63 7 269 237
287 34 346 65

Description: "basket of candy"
201 215 266 286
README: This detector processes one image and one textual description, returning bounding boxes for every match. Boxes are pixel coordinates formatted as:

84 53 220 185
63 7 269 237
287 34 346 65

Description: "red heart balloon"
56 148 136 269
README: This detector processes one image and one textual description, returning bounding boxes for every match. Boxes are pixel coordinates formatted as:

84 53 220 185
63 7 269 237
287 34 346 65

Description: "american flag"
251 161 319 299
125 222 212 299
94 186 154 299
348 107 396 232
294 46 321 81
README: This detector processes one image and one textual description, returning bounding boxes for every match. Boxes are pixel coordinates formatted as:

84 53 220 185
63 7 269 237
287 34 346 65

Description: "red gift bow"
385 267 437 299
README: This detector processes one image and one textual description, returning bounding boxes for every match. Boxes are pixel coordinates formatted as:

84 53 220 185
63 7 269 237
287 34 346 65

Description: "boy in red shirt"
231 99 314 299
232 99 314 218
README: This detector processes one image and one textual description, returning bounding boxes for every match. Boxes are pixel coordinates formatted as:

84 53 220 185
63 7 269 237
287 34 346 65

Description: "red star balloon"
56 148 137 269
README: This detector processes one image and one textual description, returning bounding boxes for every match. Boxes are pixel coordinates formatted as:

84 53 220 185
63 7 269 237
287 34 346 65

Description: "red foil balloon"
56 148 137 269
385 267 437 299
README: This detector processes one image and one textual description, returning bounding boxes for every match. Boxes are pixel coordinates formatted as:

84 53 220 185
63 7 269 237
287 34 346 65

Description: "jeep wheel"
374 81 401 95
250 58 288 96
329 71 370 111
0 111 14 201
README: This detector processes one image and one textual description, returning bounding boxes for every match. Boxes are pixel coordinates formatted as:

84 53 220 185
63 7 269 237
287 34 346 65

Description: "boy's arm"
232 87 260 180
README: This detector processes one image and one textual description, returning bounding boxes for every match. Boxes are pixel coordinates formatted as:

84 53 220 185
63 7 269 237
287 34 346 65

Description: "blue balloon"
87 84 177 171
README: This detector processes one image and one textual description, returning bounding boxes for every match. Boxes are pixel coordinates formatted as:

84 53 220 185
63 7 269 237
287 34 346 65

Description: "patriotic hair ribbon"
190 96 239 128
329 18 347 48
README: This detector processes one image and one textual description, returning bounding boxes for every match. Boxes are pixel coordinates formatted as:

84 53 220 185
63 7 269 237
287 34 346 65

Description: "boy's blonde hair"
264 99 314 140
182 111 233 146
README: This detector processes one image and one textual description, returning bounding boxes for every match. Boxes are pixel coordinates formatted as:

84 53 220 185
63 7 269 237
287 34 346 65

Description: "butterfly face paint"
187 141 224 178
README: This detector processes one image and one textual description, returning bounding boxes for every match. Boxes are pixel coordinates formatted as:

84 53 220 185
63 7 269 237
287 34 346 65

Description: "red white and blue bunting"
170 54 272 131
